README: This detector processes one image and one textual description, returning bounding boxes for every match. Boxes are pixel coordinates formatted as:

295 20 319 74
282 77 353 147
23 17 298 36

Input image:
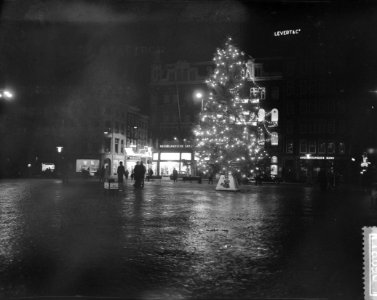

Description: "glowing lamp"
56 146 63 153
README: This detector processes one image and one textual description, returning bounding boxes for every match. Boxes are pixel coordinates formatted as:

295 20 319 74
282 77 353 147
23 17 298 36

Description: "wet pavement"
0 178 374 299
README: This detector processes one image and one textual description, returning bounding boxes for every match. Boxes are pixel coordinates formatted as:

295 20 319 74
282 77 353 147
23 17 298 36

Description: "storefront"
102 154 125 176
125 146 153 174
297 154 347 184
152 144 195 177
76 159 100 176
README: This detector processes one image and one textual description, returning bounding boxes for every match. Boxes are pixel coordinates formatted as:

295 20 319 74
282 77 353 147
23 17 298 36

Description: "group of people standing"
117 161 146 189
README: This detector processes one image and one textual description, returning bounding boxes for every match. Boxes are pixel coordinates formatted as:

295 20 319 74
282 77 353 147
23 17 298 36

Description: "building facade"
101 104 150 176
280 57 350 183
149 60 211 176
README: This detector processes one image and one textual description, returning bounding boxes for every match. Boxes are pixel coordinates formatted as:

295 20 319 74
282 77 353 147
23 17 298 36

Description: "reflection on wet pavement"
0 179 371 299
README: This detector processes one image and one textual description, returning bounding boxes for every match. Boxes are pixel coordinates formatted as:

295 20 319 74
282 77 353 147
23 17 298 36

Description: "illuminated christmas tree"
193 37 278 184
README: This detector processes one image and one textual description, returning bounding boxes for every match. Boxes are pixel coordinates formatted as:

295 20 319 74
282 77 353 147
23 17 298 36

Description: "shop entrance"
160 161 180 176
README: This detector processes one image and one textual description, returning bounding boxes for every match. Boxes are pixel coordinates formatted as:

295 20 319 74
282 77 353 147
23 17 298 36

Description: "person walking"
99 166 105 183
172 168 178 182
117 161 126 191
208 172 214 184
134 161 142 188
140 161 146 188
147 168 153 181
125 169 129 181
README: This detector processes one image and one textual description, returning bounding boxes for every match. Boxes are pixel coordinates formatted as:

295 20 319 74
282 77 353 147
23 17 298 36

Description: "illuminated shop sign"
159 144 192 149
274 29 301 36
160 152 180 160
42 163 55 171
300 156 334 160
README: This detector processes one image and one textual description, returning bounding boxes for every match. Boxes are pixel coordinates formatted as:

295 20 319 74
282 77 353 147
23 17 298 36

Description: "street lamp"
104 127 114 175
56 146 63 153
194 91 204 111
56 146 64 178
0 89 14 100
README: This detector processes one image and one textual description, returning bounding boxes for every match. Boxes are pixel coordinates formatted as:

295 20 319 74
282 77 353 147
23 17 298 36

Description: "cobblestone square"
0 179 373 299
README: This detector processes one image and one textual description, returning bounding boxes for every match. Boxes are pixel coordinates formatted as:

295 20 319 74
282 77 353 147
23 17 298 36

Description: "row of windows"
104 137 148 154
159 124 192 135
285 140 345 155
286 79 334 97
162 114 193 123
127 113 148 130
104 121 148 140
104 138 125 154
286 99 346 115
285 60 328 77
103 116 148 131
285 119 347 135
126 126 147 140
159 93 200 105
164 66 212 82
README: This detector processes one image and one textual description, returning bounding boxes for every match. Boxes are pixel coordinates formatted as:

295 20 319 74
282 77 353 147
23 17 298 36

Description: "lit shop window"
181 153 192 160
160 152 180 160
152 153 159 160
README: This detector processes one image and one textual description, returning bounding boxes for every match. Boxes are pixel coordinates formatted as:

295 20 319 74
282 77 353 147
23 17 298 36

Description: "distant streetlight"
56 146 64 178
194 91 204 111
0 89 14 100
104 126 114 174
56 146 63 153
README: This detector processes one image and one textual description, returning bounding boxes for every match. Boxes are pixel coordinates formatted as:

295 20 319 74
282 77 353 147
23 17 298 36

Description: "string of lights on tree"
193 37 279 176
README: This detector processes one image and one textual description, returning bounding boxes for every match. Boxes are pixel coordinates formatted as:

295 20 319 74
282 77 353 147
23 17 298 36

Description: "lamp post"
56 146 63 178
174 84 183 143
194 91 204 111
104 126 114 175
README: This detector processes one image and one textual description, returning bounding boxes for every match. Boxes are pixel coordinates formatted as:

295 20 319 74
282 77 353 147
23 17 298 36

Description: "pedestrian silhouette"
134 162 143 188
172 168 178 182
117 161 126 191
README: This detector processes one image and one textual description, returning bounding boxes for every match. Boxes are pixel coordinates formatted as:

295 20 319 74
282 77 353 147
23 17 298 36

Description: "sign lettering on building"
274 29 301 36
159 144 192 149
300 156 335 160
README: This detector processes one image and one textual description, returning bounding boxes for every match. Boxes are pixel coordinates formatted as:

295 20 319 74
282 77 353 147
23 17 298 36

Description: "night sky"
1 0 377 110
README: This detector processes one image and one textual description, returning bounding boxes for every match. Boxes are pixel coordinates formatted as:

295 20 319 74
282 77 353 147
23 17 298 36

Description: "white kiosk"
215 173 240 191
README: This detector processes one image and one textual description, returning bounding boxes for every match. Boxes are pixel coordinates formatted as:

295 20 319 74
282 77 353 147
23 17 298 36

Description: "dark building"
280 57 350 183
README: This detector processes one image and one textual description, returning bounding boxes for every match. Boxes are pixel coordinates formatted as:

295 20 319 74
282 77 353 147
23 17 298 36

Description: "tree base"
215 174 240 191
